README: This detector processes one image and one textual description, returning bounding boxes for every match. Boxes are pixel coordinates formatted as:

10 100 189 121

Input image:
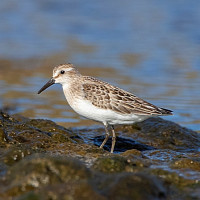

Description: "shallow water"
0 0 200 132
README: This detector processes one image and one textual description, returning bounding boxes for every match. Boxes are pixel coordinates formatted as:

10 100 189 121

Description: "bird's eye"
60 70 65 74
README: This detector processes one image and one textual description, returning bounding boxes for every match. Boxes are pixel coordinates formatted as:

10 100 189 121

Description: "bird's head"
38 63 79 94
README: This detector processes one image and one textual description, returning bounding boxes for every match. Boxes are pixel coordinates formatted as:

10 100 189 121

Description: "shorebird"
38 64 173 153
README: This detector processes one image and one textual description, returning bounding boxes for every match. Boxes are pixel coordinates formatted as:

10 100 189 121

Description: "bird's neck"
62 77 83 105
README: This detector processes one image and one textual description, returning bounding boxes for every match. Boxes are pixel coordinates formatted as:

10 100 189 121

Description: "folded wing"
82 77 173 116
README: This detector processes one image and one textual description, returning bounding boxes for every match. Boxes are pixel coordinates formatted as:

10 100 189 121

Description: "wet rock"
16 192 42 200
117 117 200 152
121 149 142 157
150 168 199 187
92 155 150 173
0 111 106 160
1 146 42 166
1 153 167 200
16 173 166 200
2 154 91 197
107 173 166 200
92 155 131 173
0 111 93 157
92 172 166 200
0 111 73 145
0 126 6 145
0 111 12 144
29 182 106 200
0 111 200 199
170 157 200 171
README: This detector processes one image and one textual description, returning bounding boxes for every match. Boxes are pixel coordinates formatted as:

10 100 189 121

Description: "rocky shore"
0 111 199 199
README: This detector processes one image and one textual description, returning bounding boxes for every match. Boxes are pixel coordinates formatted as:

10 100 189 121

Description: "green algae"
3 154 91 197
92 155 130 173
170 158 200 171
92 155 151 173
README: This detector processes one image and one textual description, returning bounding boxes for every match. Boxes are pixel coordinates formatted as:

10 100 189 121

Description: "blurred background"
0 0 199 132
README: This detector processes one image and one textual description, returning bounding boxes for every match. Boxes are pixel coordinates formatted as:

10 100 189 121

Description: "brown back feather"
82 76 173 116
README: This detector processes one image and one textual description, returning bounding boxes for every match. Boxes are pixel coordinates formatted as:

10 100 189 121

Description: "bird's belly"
68 99 149 125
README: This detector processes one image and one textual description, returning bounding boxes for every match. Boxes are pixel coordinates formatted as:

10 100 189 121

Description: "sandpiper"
38 64 173 153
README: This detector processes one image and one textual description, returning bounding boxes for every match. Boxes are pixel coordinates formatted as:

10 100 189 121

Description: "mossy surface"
0 111 200 200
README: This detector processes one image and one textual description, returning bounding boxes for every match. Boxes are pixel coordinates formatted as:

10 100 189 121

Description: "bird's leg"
110 125 116 153
100 124 110 149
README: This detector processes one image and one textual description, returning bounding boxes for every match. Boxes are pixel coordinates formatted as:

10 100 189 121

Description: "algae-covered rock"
150 168 199 187
106 173 166 200
1 146 40 166
91 172 166 200
0 111 12 145
92 155 131 173
1 154 167 200
27 182 106 200
118 117 200 151
0 111 104 158
16 192 42 200
0 110 200 200
2 154 91 197
92 155 150 173
0 111 73 145
170 157 200 171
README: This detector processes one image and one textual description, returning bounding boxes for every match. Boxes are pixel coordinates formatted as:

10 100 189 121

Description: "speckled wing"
82 78 172 116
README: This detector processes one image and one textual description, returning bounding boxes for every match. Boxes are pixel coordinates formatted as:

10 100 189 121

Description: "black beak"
38 78 55 94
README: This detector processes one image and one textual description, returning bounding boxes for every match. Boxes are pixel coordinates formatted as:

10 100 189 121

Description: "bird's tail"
159 107 173 115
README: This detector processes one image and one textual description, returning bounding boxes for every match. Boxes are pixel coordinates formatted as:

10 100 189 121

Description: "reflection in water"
0 1 200 132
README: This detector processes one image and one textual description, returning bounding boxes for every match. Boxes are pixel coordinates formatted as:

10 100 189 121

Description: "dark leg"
110 125 116 153
100 124 110 149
